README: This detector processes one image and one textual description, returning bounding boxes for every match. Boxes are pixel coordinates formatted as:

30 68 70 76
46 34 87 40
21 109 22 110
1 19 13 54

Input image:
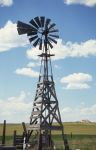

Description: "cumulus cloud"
0 91 32 122
27 62 40 68
0 20 28 52
1 22 96 60
26 47 42 60
15 67 39 78
26 39 96 61
64 0 96 7
0 91 96 122
0 0 13 7
61 103 96 122
60 73 92 89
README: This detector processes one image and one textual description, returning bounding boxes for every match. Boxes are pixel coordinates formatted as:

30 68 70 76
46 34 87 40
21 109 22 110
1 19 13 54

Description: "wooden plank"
41 125 63 130
42 100 56 104
32 110 41 115
29 124 40 128
28 124 40 130
28 127 40 131
13 130 16 146
32 115 39 119
22 122 27 134
2 120 6 145
33 105 41 109
28 124 63 131
38 53 55 57
34 99 42 104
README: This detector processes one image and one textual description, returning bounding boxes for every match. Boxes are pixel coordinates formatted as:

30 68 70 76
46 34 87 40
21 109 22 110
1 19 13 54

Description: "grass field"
0 122 96 149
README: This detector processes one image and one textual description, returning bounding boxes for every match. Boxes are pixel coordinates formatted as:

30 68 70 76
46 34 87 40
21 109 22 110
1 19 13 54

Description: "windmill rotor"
17 16 59 50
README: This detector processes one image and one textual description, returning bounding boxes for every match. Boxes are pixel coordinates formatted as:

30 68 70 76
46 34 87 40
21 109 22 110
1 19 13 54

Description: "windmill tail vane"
17 16 70 150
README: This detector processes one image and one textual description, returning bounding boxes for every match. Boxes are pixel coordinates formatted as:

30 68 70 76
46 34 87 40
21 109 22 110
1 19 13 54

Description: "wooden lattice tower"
17 16 69 150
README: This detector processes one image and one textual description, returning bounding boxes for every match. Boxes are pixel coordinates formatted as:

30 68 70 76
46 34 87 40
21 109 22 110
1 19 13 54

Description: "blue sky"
0 0 96 122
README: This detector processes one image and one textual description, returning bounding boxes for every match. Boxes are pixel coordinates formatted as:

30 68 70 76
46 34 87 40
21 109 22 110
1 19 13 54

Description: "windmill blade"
17 17 59 49
49 34 59 39
48 37 57 44
17 28 27 35
34 17 41 27
17 21 36 35
47 40 53 49
40 16 45 27
27 31 37 36
29 35 38 43
39 39 42 50
49 29 59 33
30 19 39 29
33 38 40 47
48 23 56 30
17 21 32 29
17 28 34 35
45 18 51 29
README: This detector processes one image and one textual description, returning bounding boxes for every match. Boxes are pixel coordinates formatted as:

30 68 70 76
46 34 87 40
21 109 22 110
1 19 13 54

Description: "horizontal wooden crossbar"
28 124 63 131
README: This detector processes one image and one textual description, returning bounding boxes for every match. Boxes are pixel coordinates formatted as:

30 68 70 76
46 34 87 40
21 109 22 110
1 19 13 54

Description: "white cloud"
0 0 13 7
61 103 96 122
64 0 96 7
27 61 40 68
0 91 32 122
26 39 96 61
0 91 96 122
15 67 39 78
26 47 42 60
66 83 90 89
60 73 92 89
0 20 28 52
54 64 60 69
61 73 92 83
1 22 96 60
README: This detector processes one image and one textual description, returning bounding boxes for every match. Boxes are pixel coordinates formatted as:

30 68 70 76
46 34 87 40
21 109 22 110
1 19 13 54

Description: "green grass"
52 134 96 150
0 122 96 149
0 124 23 136
64 122 96 135
0 122 96 136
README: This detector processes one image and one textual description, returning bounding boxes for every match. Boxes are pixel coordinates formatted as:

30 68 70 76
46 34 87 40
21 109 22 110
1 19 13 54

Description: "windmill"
17 16 69 150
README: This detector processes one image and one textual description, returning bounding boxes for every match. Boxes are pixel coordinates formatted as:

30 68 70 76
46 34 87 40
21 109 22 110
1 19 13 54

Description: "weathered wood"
28 127 40 131
38 53 55 57
32 110 41 115
13 130 16 146
41 125 63 130
17 17 68 150
34 99 42 104
32 115 39 119
22 122 27 134
29 124 40 128
33 105 41 109
28 124 40 130
13 131 23 150
2 120 6 145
